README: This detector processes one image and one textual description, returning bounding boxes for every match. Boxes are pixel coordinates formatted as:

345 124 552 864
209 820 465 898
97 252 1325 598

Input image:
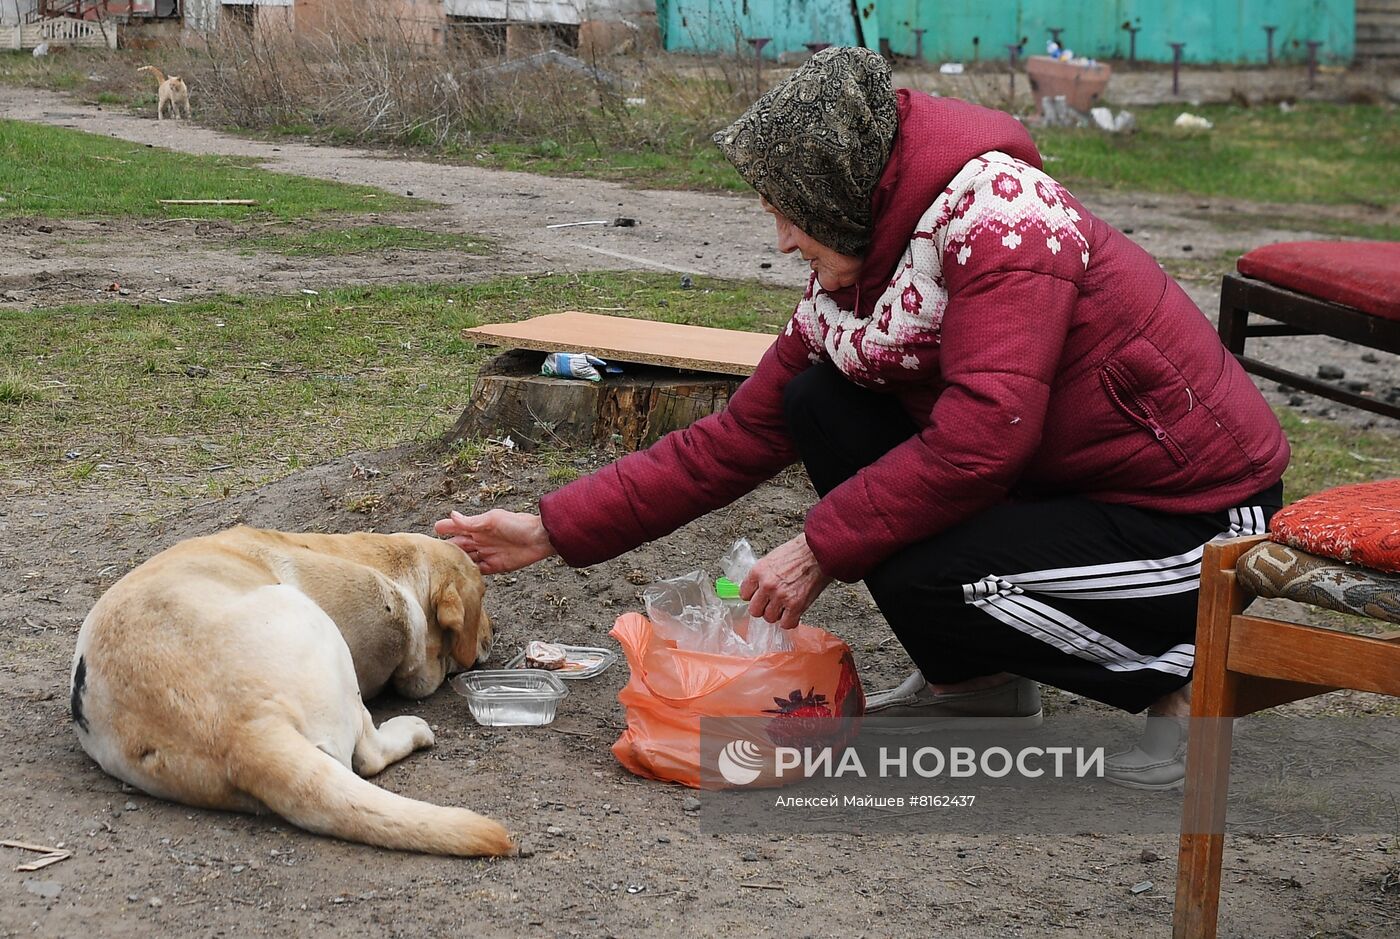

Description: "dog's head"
418 538 493 688
373 533 493 699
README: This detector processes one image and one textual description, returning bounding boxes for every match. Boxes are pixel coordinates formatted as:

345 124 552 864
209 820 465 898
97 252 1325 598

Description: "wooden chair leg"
1174 538 1258 939
1175 693 1238 938
1217 305 1250 356
1216 280 1250 356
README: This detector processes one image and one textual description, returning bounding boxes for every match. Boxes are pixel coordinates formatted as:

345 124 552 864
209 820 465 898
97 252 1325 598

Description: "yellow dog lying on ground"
70 526 513 857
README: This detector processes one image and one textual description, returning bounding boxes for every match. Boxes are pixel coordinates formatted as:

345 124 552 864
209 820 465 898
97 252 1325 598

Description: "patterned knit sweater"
539 94 1289 583
792 150 1088 389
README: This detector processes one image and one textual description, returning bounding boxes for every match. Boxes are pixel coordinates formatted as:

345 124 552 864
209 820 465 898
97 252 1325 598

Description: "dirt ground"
2 86 1400 938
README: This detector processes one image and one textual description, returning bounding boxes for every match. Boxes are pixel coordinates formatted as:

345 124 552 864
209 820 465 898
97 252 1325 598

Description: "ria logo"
717 739 765 786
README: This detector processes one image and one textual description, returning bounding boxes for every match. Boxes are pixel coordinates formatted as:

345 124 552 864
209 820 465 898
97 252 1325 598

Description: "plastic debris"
546 217 638 230
1040 95 1085 127
1131 880 1154 894
1173 112 1214 131
641 539 793 657
1090 106 1136 133
541 352 607 382
938 62 965 75
1046 40 1097 67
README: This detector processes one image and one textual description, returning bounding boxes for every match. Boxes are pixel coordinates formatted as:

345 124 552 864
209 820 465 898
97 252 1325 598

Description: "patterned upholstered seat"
1236 541 1400 625
1240 478 1400 622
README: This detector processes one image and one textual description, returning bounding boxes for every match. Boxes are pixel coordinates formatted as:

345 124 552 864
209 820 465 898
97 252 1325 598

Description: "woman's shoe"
1103 715 1187 790
863 669 929 710
863 671 1043 733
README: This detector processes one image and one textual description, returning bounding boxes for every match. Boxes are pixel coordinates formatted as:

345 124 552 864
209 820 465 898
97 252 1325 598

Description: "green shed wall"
657 0 1356 64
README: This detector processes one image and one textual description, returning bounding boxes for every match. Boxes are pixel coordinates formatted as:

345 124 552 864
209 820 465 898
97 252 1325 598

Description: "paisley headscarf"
713 46 899 257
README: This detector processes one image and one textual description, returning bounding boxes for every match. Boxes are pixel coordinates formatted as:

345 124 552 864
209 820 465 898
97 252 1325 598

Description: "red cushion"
1269 479 1400 573
1237 241 1400 321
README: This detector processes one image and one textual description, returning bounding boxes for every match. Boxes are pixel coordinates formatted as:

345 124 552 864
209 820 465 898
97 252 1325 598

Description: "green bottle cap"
714 577 741 600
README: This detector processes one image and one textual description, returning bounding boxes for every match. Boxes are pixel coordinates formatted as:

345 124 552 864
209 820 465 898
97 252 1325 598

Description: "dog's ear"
435 579 464 636
434 577 485 667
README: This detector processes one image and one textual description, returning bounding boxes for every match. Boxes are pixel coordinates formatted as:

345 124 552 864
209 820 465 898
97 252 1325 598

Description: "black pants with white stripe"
783 364 1283 713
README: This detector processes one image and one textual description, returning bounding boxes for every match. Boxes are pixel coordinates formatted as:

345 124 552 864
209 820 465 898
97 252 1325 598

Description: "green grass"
0 119 418 220
2 267 1394 505
1278 408 1400 501
1182 206 1400 243
1034 103 1400 237
0 272 795 490
0 374 45 404
237 225 493 258
471 135 743 193
472 101 1400 227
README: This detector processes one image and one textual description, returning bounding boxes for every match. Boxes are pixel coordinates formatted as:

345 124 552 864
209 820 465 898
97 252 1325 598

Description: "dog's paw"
383 714 435 750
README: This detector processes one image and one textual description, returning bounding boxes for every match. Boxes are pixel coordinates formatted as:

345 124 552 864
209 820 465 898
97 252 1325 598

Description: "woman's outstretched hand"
741 533 832 630
433 509 558 575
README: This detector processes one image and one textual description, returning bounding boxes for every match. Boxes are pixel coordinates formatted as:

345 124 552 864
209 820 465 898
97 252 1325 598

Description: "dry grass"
190 4 759 166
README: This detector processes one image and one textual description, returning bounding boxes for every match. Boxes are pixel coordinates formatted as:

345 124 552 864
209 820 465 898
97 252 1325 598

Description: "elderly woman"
436 48 1288 788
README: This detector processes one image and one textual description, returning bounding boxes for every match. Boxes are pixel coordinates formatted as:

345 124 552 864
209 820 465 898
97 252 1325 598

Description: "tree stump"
447 350 743 453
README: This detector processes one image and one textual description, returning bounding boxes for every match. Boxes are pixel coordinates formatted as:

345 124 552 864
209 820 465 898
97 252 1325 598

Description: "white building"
1 0 41 27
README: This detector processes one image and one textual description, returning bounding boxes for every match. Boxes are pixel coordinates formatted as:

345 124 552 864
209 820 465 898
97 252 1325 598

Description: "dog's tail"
136 65 167 84
231 722 514 857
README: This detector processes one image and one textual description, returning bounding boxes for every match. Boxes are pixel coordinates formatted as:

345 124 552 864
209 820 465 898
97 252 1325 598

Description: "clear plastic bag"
640 539 793 657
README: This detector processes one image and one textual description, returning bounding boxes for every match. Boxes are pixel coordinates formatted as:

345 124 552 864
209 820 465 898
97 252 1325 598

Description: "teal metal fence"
658 0 863 56
656 0 1356 64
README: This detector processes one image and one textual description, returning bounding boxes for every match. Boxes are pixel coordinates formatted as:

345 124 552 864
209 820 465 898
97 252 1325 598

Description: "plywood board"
462 312 777 377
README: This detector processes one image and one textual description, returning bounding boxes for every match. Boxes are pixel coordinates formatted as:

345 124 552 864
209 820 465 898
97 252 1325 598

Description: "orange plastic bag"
610 612 864 789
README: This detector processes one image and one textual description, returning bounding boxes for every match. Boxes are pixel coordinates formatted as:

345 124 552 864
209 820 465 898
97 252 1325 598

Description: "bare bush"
189 0 761 161
198 5 570 145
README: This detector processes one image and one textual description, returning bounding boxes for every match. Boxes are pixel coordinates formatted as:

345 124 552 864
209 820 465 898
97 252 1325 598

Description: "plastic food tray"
503 642 618 680
450 670 568 727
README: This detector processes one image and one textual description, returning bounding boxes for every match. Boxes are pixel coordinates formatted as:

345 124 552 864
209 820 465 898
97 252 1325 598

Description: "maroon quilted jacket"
538 93 1289 583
